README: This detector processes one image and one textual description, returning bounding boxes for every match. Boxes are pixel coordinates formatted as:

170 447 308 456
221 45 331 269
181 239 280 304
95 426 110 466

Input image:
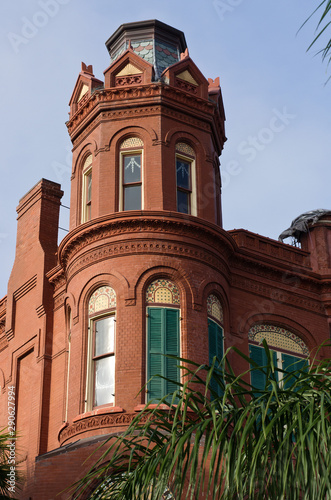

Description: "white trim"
64 309 72 422
175 152 197 216
81 165 92 223
119 148 144 211
85 311 116 412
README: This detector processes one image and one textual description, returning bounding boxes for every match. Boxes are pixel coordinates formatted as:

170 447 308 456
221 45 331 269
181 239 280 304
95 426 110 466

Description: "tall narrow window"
146 279 180 402
120 137 143 211
86 286 116 410
248 325 309 390
82 154 92 223
207 294 224 397
176 143 196 215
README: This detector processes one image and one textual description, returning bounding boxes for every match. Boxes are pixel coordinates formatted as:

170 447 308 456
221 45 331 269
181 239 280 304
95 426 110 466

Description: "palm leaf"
300 0 331 80
72 343 331 500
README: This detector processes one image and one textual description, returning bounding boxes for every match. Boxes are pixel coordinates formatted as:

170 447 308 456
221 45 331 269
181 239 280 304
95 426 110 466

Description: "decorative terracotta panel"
89 286 116 315
176 142 195 157
146 279 180 305
248 324 309 356
175 78 198 95
120 137 144 149
115 74 143 86
83 154 92 170
207 294 223 323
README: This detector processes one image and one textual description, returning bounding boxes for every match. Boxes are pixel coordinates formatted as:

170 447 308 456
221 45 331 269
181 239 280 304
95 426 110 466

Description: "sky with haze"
0 0 330 297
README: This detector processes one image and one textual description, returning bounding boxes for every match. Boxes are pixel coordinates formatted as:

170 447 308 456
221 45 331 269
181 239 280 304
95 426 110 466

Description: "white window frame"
85 311 116 412
81 162 92 223
119 148 144 211
249 343 308 389
175 152 197 216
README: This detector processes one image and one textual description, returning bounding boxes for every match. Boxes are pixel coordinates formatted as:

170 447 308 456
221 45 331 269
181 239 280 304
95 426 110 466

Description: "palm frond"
300 0 331 80
72 343 331 500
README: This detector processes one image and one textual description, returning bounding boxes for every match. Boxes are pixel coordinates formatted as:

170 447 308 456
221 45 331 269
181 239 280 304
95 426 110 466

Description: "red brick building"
0 19 330 499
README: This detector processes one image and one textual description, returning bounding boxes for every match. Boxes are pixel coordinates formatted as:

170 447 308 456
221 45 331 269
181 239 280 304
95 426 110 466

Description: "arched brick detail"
76 272 128 322
242 313 315 355
164 128 207 159
132 262 196 310
72 142 97 176
108 125 158 150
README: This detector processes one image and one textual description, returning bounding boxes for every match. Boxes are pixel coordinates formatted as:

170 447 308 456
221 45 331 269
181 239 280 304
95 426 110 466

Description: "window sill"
134 404 171 412
73 406 124 422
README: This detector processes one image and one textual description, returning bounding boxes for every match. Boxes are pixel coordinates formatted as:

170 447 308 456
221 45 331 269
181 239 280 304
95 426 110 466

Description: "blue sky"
0 0 330 297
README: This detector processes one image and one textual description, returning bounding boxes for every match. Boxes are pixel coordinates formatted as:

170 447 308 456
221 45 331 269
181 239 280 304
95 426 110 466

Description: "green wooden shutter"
165 309 180 398
282 353 308 390
249 344 267 390
216 324 224 360
147 307 179 401
147 308 163 400
272 350 279 383
208 319 224 398
208 320 217 366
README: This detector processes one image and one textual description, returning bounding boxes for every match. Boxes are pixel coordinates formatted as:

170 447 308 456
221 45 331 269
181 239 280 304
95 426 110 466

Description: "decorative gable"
176 70 199 86
104 48 154 88
161 56 209 99
69 63 103 118
77 83 89 102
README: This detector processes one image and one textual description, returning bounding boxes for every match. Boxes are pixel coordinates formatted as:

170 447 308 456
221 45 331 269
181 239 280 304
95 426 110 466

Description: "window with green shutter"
147 307 180 401
208 319 224 398
282 353 308 390
249 344 307 391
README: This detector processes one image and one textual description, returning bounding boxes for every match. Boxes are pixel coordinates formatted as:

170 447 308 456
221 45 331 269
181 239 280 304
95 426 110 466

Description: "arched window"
175 142 196 216
207 294 224 397
85 286 116 410
120 137 143 211
146 279 180 402
81 154 92 223
248 324 309 390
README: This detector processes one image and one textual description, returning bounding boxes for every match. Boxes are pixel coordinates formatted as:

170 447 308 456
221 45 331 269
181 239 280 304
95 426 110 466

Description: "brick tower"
30 19 227 498
52 17 226 443
1 19 330 500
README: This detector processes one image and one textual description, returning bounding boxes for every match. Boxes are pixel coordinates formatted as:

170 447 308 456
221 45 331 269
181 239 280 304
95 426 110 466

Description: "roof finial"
81 62 94 75
180 48 189 60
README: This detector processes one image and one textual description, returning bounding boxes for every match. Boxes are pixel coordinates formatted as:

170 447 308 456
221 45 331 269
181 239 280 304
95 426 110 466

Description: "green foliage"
302 0 331 80
0 430 20 499
73 343 331 500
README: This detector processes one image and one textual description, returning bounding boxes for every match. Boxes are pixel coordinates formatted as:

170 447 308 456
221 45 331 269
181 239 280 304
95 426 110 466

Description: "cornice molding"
231 274 325 315
67 83 219 143
58 212 234 271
